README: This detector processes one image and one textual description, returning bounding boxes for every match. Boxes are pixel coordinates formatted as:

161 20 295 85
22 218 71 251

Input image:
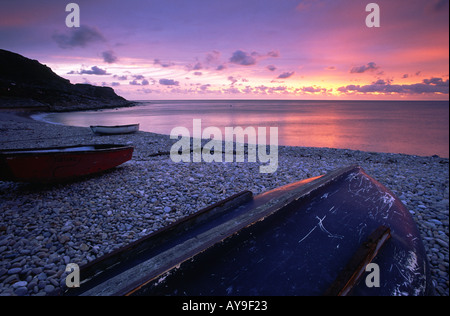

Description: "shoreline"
0 110 448 296
28 106 450 160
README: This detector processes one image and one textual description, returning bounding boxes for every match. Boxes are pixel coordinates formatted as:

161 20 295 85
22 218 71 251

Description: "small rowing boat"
90 124 140 135
0 144 134 182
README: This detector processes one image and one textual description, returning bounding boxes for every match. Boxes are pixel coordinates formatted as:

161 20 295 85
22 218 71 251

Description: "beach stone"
63 256 71 265
79 243 89 252
428 219 443 225
14 287 28 296
44 284 55 294
7 268 22 275
3 274 19 285
12 281 28 288
31 267 43 275
58 235 71 244
435 239 449 248
37 272 47 281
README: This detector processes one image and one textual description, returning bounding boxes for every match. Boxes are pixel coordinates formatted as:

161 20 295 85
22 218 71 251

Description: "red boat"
0 144 134 183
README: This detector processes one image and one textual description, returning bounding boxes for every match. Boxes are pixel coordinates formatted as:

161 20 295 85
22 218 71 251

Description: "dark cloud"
267 65 277 72
159 79 179 86
423 77 448 86
68 66 109 75
102 50 118 64
338 77 449 95
350 62 379 74
229 50 257 66
129 79 149 86
129 75 151 86
229 49 279 67
53 25 105 49
81 66 109 75
373 79 387 85
277 71 295 79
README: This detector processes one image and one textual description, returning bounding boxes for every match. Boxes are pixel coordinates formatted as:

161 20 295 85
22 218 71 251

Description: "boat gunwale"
90 124 140 129
0 144 134 156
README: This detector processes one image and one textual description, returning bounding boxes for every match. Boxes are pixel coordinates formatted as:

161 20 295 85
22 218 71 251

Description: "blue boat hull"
66 166 432 296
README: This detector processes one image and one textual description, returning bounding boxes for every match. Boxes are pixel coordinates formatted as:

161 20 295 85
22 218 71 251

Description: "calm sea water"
35 100 449 158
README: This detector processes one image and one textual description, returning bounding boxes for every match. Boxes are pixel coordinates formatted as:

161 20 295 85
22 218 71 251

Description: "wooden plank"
323 226 391 296
67 190 253 295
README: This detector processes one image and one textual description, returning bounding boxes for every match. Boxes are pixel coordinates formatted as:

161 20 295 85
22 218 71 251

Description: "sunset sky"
0 0 448 100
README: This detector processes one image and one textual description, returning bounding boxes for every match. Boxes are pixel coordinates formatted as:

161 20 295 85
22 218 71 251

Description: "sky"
0 0 449 100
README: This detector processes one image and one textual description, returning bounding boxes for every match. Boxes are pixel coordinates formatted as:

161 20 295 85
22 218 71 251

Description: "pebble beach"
0 110 448 296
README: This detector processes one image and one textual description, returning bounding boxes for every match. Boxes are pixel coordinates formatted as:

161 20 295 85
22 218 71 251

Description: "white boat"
90 124 140 135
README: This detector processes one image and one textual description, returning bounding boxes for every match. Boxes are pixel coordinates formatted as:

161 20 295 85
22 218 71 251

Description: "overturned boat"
65 165 432 296
0 144 134 183
90 124 140 135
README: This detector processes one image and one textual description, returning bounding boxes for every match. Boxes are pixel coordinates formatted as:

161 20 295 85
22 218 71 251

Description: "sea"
33 100 449 158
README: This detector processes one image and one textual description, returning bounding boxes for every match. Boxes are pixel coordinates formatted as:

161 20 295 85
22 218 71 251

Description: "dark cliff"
0 49 133 112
